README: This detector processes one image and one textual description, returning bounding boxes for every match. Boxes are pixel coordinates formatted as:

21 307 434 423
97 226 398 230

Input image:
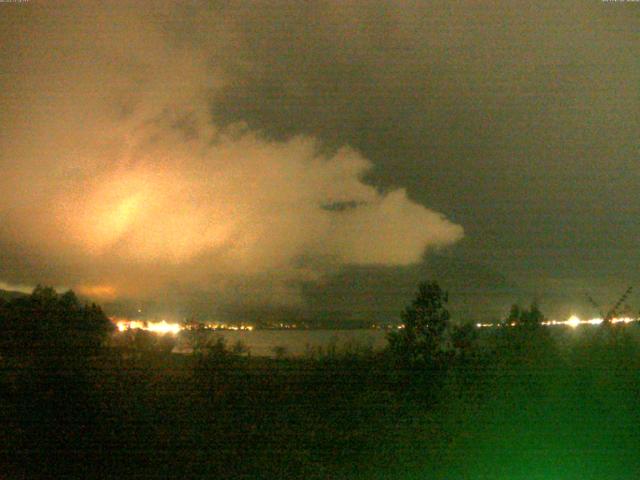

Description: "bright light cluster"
476 315 638 329
116 319 181 334
543 315 636 328
114 319 254 334
196 323 255 332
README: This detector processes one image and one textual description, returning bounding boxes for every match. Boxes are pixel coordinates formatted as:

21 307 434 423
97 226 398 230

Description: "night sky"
1 1 638 323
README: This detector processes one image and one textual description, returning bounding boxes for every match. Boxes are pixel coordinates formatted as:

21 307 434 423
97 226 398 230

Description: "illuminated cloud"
0 2 462 309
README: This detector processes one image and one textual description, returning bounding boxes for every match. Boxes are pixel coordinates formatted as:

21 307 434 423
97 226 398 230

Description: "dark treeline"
2 283 640 479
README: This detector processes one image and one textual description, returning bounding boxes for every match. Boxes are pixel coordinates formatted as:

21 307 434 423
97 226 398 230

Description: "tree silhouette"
450 322 477 357
0 285 114 361
496 301 553 366
505 302 544 328
388 281 450 367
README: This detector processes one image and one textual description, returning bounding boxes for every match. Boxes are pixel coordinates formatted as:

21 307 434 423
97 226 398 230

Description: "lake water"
174 329 390 357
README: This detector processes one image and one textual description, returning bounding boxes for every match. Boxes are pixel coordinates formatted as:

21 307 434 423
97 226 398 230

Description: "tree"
272 345 288 359
506 304 521 325
495 301 553 366
0 286 114 360
388 281 450 367
450 322 477 357
504 302 544 328
0 286 115 440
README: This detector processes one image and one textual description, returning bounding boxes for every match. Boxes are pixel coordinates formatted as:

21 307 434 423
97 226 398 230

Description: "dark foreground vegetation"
2 284 640 479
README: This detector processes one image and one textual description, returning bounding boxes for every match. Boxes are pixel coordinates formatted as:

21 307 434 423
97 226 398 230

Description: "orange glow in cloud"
76 284 117 300
61 164 235 263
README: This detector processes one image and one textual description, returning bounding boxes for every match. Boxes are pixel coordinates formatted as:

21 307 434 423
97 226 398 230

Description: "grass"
2 325 640 479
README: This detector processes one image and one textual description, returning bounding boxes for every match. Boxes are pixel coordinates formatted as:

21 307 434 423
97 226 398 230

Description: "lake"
173 328 390 357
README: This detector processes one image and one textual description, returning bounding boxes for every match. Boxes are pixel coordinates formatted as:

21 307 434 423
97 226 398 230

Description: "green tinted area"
3 295 640 479
362 327 640 480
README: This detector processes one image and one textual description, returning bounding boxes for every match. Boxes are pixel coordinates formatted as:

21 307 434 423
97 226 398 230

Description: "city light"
113 318 254 334
475 315 638 329
115 319 181 334
565 315 581 328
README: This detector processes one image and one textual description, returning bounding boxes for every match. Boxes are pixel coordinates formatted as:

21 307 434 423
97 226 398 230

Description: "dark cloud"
204 0 640 316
